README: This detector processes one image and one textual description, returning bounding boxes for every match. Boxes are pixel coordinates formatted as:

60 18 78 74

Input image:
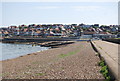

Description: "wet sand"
1 41 104 79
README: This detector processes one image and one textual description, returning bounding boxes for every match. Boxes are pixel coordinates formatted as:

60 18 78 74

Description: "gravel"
2 41 104 79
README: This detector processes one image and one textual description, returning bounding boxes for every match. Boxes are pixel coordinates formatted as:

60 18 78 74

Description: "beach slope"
2 41 104 79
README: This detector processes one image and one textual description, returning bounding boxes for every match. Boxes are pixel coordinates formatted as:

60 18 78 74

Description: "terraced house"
0 24 120 39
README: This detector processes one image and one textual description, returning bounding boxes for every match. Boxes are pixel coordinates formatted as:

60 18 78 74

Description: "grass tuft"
98 60 112 81
59 50 79 58
36 73 45 76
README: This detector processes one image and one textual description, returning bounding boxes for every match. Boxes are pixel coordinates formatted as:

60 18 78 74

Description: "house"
82 25 92 28
110 26 118 32
83 31 96 35
93 32 117 39
93 24 99 27
80 31 96 39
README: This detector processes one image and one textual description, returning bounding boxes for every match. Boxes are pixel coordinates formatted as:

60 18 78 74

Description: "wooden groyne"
1 37 76 48
37 41 75 48
1 37 79 43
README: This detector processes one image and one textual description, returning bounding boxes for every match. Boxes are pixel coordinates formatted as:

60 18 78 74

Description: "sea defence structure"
1 37 80 43
92 40 119 81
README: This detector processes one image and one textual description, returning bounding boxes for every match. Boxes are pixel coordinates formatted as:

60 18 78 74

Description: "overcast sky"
0 0 119 27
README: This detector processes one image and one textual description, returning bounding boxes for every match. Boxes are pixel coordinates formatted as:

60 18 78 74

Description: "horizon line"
0 23 119 28
1 0 119 2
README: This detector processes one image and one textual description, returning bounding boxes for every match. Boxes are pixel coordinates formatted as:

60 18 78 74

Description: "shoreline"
0 48 50 62
0 42 50 61
1 41 75 61
2 41 104 79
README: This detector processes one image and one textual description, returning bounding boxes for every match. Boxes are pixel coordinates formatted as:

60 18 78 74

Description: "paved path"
92 40 119 81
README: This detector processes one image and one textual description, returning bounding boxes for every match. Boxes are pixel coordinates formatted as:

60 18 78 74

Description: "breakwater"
1 37 76 48
1 37 79 43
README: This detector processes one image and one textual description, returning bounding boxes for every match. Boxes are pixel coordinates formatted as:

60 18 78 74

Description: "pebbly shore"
1 41 104 79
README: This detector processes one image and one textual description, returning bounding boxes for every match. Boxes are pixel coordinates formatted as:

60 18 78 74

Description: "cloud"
72 6 101 11
1 0 119 2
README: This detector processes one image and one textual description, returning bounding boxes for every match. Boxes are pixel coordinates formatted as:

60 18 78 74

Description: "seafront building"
0 24 119 39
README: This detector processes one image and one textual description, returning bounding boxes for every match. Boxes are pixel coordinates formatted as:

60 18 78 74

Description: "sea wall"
103 38 120 44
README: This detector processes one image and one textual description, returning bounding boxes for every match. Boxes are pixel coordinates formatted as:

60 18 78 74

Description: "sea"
0 43 49 61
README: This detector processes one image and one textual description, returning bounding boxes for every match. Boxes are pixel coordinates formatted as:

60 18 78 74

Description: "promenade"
92 40 119 81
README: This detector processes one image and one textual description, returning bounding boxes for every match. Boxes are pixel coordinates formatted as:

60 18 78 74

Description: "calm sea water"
0 43 49 61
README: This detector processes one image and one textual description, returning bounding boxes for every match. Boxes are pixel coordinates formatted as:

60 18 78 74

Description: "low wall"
91 40 119 81
103 39 120 44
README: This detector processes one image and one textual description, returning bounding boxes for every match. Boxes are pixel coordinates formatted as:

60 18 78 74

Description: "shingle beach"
1 41 104 79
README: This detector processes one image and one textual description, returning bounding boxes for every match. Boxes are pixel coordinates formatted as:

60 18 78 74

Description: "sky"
0 0 119 27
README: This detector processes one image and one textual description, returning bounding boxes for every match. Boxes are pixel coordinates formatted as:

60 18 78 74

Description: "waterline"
0 43 49 61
